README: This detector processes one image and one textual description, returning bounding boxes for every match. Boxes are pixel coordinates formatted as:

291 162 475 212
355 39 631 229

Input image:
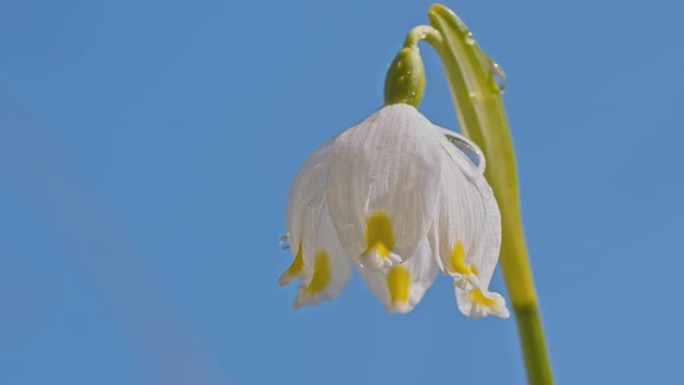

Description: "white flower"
279 103 509 318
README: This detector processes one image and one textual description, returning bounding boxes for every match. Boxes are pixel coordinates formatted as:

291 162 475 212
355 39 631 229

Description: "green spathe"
427 4 554 384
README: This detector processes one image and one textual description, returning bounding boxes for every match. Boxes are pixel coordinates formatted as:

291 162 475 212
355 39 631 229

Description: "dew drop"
464 31 475 46
444 133 482 170
279 233 290 250
491 61 507 94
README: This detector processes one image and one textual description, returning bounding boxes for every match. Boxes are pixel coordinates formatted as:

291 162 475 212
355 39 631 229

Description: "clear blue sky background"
1 0 682 384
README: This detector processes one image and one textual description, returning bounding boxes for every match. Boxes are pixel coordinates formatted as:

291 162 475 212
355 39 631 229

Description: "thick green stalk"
424 4 554 384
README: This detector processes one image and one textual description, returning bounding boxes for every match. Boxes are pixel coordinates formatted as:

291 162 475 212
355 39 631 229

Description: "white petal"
281 138 335 285
294 202 355 308
360 239 438 313
425 127 509 319
326 104 443 269
428 126 502 290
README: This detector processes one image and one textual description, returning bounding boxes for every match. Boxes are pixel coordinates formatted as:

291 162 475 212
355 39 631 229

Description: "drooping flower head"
280 103 509 318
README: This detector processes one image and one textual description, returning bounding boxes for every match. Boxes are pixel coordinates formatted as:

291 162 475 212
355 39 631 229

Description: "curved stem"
423 4 554 385
404 25 443 47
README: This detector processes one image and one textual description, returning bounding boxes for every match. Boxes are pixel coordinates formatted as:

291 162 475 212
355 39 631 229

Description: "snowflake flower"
279 103 509 318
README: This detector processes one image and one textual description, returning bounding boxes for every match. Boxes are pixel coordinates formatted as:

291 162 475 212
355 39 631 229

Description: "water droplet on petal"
279 233 290 250
444 133 482 170
491 61 507 94
464 31 475 46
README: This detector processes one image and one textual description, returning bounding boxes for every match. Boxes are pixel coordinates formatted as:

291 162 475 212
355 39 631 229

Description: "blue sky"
1 0 682 384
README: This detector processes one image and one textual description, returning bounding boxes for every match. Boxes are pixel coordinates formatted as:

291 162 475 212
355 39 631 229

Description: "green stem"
515 305 554 385
404 25 442 47
423 4 554 384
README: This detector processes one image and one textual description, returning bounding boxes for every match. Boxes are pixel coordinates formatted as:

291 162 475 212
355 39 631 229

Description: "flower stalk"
388 4 554 384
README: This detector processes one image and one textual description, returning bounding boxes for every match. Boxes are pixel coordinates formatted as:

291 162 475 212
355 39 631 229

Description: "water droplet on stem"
491 61 507 94
464 31 475 46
